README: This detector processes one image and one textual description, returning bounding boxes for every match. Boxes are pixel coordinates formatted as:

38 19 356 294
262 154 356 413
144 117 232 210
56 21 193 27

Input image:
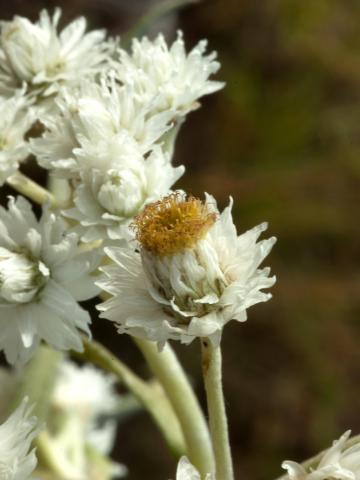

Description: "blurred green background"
1 0 360 478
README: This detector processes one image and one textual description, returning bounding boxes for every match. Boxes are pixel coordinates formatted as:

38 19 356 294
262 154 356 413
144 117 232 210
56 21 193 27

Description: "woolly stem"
7 171 56 206
201 339 234 480
134 338 215 478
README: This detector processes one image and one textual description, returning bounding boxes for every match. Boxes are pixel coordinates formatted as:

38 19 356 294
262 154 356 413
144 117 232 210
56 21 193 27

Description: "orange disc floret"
132 193 217 256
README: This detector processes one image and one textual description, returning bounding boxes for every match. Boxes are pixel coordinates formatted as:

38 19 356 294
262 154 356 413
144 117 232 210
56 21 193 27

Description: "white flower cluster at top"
0 7 224 369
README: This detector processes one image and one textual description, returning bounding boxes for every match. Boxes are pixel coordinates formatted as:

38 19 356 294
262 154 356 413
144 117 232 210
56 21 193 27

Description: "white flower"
0 196 100 365
175 457 214 480
30 77 184 243
116 31 224 117
0 8 110 101
0 397 39 480
0 90 34 185
64 146 184 242
31 76 175 177
47 359 126 479
98 192 276 348
282 431 360 480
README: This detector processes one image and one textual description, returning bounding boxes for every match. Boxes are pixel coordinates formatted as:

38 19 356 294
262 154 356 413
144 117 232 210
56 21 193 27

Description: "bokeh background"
1 0 360 478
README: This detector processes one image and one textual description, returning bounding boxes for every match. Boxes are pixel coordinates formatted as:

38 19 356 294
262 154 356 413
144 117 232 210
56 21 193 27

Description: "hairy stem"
134 337 215 478
201 339 234 480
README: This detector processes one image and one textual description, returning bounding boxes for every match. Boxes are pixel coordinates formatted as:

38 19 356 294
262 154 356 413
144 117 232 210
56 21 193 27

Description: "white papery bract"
0 8 109 101
0 397 39 480
48 359 126 479
116 31 224 117
98 193 276 348
31 78 184 242
31 77 175 178
0 196 99 365
175 457 214 480
282 431 360 480
64 146 184 242
0 91 34 186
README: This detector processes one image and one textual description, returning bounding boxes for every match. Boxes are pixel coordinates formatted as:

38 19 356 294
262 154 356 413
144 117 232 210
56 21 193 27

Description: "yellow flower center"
132 193 217 256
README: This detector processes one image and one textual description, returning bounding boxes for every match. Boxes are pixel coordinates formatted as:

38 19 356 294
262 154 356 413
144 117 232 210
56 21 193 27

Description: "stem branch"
73 337 186 457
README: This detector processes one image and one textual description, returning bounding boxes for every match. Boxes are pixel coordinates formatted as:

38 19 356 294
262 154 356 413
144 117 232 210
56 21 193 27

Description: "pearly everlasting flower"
31 76 175 178
0 397 39 480
98 192 276 348
64 146 184 242
282 431 360 480
30 78 184 242
0 90 34 185
116 31 224 117
0 195 100 365
47 359 126 479
175 457 214 480
0 8 110 102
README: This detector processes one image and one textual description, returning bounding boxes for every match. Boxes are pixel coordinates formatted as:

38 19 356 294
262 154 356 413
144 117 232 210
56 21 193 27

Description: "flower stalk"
134 337 215 478
201 339 234 480
7 171 57 206
74 336 186 458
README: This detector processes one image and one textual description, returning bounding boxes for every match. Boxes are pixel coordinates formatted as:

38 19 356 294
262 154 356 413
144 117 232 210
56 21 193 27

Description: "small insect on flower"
98 192 276 348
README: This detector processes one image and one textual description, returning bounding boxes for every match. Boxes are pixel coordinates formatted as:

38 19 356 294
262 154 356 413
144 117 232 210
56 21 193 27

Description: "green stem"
73 337 186 457
7 171 57 207
134 338 215 478
201 340 234 480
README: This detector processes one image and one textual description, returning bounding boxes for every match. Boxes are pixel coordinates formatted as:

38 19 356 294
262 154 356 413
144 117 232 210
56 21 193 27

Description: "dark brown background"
1 0 360 478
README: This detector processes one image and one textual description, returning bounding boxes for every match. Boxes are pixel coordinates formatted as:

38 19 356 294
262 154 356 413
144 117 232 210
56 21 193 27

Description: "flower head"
0 90 34 185
64 146 184 242
0 397 40 480
0 196 100 365
282 431 360 480
0 9 110 101
98 192 276 348
30 77 184 243
31 76 175 178
116 31 224 117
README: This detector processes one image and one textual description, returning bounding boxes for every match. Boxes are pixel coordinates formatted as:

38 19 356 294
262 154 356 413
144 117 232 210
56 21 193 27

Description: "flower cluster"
0 6 287 480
